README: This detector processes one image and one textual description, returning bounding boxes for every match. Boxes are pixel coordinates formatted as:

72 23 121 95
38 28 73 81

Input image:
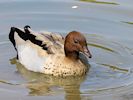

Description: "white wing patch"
17 42 45 72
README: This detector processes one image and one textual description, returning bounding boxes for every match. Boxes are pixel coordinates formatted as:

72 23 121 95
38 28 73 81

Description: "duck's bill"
79 46 92 65
83 46 92 58
79 52 89 65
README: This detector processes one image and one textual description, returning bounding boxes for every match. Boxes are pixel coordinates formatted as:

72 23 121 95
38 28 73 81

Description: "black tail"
9 27 19 59
9 26 30 47
9 26 32 59
9 25 48 59
9 27 16 49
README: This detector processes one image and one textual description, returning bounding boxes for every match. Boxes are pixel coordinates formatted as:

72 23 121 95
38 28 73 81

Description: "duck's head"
64 31 92 61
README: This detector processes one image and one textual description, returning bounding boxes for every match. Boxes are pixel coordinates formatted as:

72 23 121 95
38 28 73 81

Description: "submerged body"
9 26 91 77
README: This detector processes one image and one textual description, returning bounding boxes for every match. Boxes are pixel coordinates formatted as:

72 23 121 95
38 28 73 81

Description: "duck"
9 25 92 77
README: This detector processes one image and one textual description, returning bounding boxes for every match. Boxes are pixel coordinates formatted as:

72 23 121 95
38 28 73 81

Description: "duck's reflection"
10 58 91 100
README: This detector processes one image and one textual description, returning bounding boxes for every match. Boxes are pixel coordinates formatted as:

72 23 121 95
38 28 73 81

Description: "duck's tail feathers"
9 25 48 49
9 27 17 49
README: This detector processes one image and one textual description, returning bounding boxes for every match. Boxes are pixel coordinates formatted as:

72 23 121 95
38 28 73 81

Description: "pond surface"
0 0 133 100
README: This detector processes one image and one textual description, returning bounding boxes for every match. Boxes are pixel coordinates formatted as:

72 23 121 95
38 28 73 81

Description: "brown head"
64 31 92 61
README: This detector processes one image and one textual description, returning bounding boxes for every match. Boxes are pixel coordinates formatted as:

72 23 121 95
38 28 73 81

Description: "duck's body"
17 40 87 76
9 26 91 77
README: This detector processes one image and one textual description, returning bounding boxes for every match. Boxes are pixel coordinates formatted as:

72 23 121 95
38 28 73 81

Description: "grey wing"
22 25 65 54
40 31 65 54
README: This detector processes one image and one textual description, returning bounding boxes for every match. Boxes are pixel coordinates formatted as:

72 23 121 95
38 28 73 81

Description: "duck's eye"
74 39 79 44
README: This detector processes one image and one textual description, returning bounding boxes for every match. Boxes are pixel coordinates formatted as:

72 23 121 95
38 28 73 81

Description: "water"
0 0 133 100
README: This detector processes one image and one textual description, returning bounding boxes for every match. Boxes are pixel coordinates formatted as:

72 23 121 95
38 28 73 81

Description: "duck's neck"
65 51 79 61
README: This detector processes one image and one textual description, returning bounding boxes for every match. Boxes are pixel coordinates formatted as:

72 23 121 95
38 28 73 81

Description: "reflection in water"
99 63 129 73
79 0 118 5
0 80 19 85
122 21 133 25
10 58 90 100
88 43 116 53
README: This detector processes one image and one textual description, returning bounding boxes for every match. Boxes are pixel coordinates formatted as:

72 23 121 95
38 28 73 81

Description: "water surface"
0 0 133 100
